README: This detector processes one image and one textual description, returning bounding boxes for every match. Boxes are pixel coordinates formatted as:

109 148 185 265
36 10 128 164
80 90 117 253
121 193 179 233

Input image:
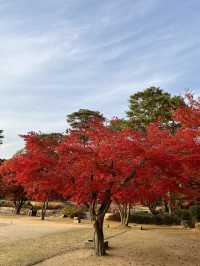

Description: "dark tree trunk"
168 201 172 215
89 203 95 222
14 199 25 215
94 213 105 256
41 200 48 220
118 203 130 226
167 192 176 215
90 163 141 256
91 192 111 256
163 200 169 213
15 205 21 215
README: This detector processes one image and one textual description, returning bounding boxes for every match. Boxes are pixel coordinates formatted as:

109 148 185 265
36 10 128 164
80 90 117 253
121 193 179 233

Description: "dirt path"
0 216 88 244
0 216 91 266
38 226 200 266
0 217 200 266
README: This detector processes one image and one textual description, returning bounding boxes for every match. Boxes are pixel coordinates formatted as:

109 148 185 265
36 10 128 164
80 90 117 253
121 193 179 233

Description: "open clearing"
0 216 200 266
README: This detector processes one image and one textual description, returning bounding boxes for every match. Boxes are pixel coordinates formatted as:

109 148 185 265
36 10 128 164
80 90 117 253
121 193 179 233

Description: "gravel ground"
0 216 200 266
0 216 87 244
0 216 91 266
38 226 200 266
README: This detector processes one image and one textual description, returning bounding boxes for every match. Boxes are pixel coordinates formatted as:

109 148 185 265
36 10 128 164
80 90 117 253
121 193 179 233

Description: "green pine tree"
127 87 184 130
67 109 105 130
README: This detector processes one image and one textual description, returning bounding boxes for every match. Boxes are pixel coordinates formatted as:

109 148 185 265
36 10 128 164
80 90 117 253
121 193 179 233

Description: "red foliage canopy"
58 120 149 205
13 133 64 201
0 157 27 205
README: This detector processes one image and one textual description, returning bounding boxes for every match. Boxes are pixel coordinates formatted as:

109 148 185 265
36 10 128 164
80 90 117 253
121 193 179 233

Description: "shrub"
131 212 155 224
175 208 197 228
0 200 14 207
175 209 191 220
190 205 200 221
62 204 87 219
155 213 181 225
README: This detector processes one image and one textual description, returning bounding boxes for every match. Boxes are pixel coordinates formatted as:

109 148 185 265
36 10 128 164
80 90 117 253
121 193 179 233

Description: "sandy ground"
0 216 88 244
0 216 200 266
0 216 91 266
38 226 200 266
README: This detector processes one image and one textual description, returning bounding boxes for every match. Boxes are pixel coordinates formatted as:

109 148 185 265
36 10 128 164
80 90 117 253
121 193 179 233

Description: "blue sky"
1 0 200 158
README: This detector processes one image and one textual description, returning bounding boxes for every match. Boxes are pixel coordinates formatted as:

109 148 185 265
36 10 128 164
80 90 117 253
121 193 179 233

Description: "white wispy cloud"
0 0 200 158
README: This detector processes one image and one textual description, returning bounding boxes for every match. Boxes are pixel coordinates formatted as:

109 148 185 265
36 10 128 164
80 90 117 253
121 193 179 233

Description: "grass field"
0 216 199 266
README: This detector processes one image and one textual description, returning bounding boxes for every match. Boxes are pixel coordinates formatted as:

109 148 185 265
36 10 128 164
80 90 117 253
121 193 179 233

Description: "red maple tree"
173 93 200 201
57 120 145 255
0 157 27 214
15 132 64 219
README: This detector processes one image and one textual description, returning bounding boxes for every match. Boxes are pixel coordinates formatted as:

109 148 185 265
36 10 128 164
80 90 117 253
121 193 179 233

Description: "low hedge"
107 212 181 225
189 205 200 221
109 206 200 226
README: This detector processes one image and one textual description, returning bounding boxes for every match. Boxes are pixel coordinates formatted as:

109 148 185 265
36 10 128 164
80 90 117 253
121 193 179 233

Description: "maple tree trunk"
94 213 105 256
167 192 176 215
14 199 25 215
168 202 172 215
41 200 48 220
118 203 130 226
15 205 21 215
163 200 169 213
89 203 95 222
92 195 111 256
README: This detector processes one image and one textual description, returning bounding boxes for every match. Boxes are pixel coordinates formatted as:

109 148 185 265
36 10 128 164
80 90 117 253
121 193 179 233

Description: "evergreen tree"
127 87 184 130
67 109 105 130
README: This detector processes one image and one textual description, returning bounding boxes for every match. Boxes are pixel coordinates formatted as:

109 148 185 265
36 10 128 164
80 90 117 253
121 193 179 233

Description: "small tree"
0 158 27 215
0 159 6 199
16 132 64 220
6 183 27 215
67 109 106 221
